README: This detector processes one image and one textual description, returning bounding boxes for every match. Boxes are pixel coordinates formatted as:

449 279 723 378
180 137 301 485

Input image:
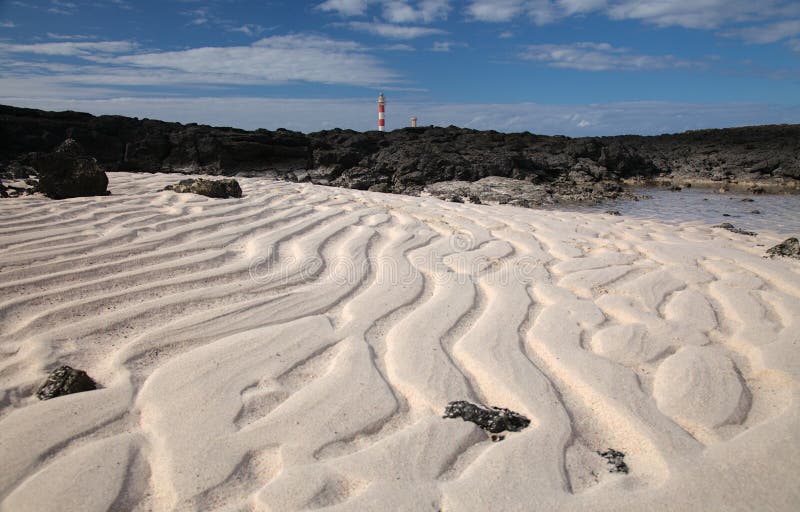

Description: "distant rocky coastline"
2 104 798 206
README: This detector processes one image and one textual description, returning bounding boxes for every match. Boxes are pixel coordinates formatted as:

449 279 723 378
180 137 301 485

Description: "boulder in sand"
33 139 109 199
165 178 242 198
766 237 800 259
36 365 97 400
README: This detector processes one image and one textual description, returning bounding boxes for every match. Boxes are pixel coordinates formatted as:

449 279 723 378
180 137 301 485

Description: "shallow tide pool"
550 187 800 236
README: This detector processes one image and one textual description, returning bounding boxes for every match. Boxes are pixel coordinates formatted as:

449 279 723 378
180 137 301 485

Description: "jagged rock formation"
2 105 798 203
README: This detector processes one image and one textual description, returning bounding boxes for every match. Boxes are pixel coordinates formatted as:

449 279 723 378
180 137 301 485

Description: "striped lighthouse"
377 92 385 132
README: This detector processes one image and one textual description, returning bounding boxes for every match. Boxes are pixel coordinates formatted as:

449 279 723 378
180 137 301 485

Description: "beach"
0 172 798 511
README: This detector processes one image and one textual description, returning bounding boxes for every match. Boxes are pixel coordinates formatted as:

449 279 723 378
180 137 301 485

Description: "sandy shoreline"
1 172 798 511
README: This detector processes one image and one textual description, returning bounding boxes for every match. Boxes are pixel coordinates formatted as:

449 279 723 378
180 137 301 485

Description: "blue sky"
0 0 799 135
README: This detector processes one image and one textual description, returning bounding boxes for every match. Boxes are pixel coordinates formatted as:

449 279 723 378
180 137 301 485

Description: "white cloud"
346 21 447 38
316 0 371 17
47 0 77 15
109 0 133 10
0 21 16 28
230 24 267 37
45 33 96 40
467 0 527 22
465 0 799 30
382 0 451 23
788 38 800 52
466 0 559 25
384 43 416 50
557 0 606 15
499 31 514 38
430 41 466 52
2 97 797 136
0 35 399 91
0 41 136 57
722 19 800 44
520 42 696 71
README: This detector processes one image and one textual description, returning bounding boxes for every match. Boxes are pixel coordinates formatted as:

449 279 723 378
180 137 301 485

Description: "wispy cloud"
0 40 136 57
464 0 800 30
346 21 446 38
183 8 211 26
47 0 78 15
382 0 451 23
45 33 97 41
316 0 371 17
0 34 400 94
0 21 16 28
430 41 466 52
519 42 697 71
384 43 416 51
230 24 267 37
721 19 800 44
108 0 133 10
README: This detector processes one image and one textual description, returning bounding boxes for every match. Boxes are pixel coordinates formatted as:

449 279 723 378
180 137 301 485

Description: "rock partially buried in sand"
165 178 242 199
766 237 800 259
443 400 530 435
598 448 629 474
713 222 757 236
36 365 96 400
653 346 744 431
32 139 109 199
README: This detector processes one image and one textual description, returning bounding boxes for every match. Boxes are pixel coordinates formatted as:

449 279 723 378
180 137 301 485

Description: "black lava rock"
766 237 800 259
165 178 242 198
31 139 109 199
36 365 97 400
605 210 621 215
713 223 757 236
598 448 629 474
443 400 530 434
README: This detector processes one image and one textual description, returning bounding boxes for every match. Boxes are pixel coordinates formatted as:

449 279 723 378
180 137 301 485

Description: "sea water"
552 188 800 236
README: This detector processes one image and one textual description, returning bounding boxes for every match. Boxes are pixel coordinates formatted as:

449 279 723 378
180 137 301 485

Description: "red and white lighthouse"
377 92 385 132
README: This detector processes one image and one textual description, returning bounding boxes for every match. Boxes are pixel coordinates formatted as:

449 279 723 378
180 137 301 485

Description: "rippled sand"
0 173 798 511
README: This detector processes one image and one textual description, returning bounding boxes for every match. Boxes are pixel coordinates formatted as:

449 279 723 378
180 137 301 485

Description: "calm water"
551 188 800 236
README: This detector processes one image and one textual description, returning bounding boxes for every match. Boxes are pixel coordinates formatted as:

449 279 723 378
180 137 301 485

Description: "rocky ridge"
2 104 798 206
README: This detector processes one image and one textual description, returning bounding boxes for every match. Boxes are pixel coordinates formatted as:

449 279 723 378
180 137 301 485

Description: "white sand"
0 172 798 511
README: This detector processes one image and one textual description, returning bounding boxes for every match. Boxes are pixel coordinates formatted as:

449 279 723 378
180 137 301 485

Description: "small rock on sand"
36 365 97 400
766 237 800 259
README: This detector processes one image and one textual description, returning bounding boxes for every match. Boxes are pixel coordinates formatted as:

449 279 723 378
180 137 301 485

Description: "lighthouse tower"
377 93 385 132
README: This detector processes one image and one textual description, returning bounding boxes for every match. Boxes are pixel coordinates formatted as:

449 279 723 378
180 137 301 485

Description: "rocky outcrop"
0 105 310 175
36 365 97 400
424 176 634 207
29 138 108 199
766 238 800 259
2 105 799 204
165 178 242 198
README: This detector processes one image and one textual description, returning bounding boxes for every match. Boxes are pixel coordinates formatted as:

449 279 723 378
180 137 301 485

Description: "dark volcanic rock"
0 105 310 175
36 365 96 400
165 178 242 198
766 238 800 259
2 105 799 204
713 223 757 236
443 400 530 434
598 448 629 474
31 138 109 199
